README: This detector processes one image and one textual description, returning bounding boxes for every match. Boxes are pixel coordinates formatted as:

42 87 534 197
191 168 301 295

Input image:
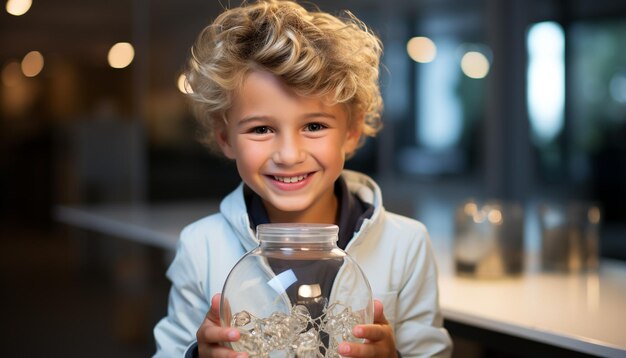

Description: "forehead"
228 70 349 121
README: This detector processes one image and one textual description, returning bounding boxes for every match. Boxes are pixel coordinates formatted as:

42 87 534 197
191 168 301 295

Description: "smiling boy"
219 70 360 224
153 1 452 357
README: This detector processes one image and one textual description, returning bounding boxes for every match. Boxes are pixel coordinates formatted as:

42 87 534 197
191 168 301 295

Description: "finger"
197 324 240 344
338 342 376 357
206 293 222 323
198 344 246 358
352 324 387 342
372 300 388 325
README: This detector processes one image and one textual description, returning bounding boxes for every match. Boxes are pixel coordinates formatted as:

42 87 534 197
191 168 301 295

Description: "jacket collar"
243 175 373 250
219 170 384 252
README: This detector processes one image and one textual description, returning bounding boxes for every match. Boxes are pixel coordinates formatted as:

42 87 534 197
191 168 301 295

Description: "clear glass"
220 223 373 357
539 202 600 272
454 200 525 278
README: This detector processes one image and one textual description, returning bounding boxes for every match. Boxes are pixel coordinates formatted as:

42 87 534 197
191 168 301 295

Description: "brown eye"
305 123 326 132
252 126 271 134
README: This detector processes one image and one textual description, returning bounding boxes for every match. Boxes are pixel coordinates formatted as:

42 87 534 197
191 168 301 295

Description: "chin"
271 203 310 214
266 199 312 215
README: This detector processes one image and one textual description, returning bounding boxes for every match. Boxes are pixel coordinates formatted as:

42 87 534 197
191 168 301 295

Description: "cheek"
234 155 259 185
317 141 347 166
233 142 267 171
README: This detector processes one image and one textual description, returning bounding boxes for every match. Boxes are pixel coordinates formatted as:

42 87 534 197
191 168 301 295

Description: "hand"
196 293 248 358
337 300 398 357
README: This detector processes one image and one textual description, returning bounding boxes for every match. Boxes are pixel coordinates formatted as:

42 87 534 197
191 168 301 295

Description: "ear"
215 127 236 159
344 114 364 155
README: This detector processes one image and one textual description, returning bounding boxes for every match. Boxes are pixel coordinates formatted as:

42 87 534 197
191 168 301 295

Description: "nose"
272 133 306 165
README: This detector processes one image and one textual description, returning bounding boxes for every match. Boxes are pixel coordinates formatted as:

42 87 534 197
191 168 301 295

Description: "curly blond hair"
185 0 383 153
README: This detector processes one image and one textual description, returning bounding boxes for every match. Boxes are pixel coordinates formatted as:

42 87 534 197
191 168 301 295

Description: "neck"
265 193 338 224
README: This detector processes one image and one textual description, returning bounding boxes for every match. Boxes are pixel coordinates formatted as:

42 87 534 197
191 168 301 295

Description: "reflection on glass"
297 284 322 299
267 269 298 294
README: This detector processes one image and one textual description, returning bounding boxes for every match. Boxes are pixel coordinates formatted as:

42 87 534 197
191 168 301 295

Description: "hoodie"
153 170 452 357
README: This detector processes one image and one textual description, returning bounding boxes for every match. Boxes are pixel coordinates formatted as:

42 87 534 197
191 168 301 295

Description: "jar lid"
256 223 339 243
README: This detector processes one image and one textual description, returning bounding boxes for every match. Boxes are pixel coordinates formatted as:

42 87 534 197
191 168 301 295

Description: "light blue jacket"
153 170 452 357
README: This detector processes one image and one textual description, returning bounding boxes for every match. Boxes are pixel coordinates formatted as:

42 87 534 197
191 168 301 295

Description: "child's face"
217 70 361 223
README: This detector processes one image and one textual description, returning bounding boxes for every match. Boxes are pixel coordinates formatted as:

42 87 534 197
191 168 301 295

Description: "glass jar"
220 223 373 357
454 200 525 278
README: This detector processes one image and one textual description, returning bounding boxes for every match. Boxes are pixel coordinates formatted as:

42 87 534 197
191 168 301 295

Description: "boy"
153 1 452 357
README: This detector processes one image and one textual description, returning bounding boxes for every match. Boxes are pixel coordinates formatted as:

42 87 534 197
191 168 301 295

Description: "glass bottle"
220 223 373 357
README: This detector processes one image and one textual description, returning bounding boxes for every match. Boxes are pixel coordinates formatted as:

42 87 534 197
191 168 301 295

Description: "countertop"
55 202 626 357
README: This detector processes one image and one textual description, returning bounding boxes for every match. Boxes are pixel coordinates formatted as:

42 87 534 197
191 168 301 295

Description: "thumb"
373 299 389 325
206 293 222 324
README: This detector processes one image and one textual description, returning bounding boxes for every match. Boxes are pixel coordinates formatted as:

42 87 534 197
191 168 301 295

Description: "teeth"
273 174 308 183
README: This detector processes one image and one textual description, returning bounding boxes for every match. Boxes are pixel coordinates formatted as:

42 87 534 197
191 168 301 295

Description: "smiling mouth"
272 173 309 183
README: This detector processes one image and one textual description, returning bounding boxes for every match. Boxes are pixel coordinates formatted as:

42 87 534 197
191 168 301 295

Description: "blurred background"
1 0 625 357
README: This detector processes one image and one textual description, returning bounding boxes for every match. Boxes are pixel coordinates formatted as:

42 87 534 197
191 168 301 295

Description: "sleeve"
394 225 453 358
153 226 210 358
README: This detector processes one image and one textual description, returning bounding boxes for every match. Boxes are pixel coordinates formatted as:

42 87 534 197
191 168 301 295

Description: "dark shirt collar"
244 176 373 249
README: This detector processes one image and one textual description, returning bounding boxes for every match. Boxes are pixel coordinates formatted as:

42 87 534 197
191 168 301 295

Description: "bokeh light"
464 202 478 216
177 74 193 94
107 42 135 69
6 0 32 16
527 21 565 144
487 209 503 225
21 51 45 77
2 61 23 87
460 51 490 79
407 36 437 63
588 206 601 224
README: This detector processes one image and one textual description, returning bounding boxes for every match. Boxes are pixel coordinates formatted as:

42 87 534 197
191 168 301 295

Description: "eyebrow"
237 112 337 127
236 116 269 128
303 112 337 120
